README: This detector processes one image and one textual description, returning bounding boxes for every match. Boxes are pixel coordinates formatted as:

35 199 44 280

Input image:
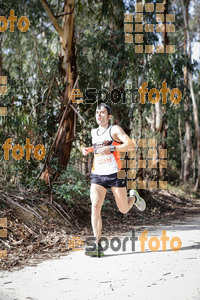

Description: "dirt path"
0 215 200 300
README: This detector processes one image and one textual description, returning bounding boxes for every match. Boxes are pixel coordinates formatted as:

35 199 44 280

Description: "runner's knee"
119 207 129 214
91 200 102 215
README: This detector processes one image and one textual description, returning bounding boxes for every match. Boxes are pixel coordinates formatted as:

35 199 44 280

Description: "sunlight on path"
0 216 200 300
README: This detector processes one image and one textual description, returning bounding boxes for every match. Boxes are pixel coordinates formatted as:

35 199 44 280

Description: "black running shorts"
90 172 127 189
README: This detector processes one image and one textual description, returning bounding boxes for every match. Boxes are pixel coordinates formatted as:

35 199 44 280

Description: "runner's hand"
81 147 93 156
82 147 89 156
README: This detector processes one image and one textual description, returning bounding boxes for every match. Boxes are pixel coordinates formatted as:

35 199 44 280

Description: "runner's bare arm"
111 125 134 152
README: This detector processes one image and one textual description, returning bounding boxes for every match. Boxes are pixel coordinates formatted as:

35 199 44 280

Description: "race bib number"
96 156 112 165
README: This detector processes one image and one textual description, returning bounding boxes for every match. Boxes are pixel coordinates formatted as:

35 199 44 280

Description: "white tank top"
91 125 122 175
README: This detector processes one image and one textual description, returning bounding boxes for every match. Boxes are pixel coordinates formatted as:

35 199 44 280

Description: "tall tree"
181 0 192 183
181 0 200 191
39 0 76 183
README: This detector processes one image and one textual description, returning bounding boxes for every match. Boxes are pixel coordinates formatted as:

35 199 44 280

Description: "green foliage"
0 0 200 190
25 176 49 193
52 166 90 205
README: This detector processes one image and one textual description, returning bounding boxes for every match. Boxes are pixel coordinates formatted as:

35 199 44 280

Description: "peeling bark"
155 101 163 133
181 0 192 183
40 0 76 184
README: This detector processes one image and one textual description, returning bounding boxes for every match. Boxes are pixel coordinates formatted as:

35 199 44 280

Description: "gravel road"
0 216 200 300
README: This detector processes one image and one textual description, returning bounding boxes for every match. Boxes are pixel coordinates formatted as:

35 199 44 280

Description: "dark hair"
97 103 112 115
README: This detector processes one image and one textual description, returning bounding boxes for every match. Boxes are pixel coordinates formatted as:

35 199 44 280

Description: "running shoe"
130 189 146 211
85 243 104 257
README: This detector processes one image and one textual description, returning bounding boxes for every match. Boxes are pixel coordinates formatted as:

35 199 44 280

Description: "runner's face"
96 107 110 126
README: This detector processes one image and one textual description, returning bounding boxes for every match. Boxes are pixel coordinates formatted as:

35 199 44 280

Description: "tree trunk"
136 58 147 184
163 0 169 46
178 116 184 181
155 0 168 181
181 0 192 183
138 104 144 183
189 72 200 191
39 0 76 183
181 0 200 190
155 101 163 133
0 38 2 71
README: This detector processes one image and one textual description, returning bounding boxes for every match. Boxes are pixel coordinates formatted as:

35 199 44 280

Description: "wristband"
110 145 115 153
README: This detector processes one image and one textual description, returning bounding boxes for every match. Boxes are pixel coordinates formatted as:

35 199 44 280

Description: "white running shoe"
129 189 146 211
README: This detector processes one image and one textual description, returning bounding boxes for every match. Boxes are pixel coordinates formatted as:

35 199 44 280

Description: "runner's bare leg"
111 186 136 214
90 184 107 243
